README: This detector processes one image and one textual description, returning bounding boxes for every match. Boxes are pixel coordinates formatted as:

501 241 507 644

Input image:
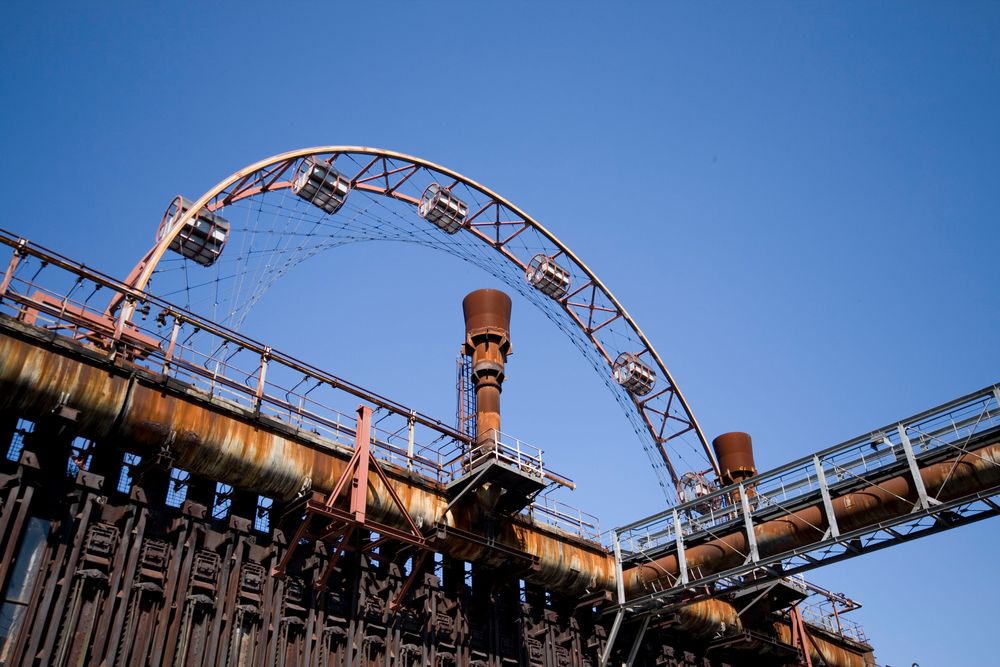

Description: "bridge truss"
601 384 1000 664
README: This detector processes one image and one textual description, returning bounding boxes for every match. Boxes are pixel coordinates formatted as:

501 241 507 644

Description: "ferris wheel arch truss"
111 146 720 497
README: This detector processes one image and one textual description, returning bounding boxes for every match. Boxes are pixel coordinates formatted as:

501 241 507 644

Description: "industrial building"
0 147 996 666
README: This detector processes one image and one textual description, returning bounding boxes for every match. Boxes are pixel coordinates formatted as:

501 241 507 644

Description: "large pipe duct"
3 319 999 602
669 602 873 667
774 621 874 667
0 322 611 595
624 439 1000 596
4 320 992 667
462 289 512 445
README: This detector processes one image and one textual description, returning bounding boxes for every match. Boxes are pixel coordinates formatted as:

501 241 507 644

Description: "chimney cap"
712 431 757 482
463 289 512 335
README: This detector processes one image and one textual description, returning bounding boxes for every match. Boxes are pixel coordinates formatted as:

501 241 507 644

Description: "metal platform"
729 576 809 614
444 435 550 515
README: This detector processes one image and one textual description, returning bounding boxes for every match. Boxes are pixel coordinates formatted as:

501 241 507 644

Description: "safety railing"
0 230 594 540
618 385 1000 557
527 495 602 542
799 600 868 644
606 382 1000 625
439 430 546 480
782 575 869 644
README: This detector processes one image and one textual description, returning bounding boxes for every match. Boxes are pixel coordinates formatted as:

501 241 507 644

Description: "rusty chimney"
712 432 758 486
462 289 512 447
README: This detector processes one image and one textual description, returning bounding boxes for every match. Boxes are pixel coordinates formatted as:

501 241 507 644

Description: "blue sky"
2 2 998 664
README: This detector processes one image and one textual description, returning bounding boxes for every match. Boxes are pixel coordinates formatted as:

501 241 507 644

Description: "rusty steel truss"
599 385 1000 664
108 147 719 500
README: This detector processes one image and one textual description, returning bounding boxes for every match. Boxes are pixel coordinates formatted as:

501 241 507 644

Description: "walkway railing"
601 383 1000 646
598 387 999 664
618 385 1000 559
0 230 591 539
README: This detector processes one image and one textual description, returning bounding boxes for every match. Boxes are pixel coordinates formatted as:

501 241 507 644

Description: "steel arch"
114 146 719 493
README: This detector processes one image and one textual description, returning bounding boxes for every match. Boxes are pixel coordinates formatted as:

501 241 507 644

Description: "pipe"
4 321 988 667
624 440 1000 596
0 323 612 595
462 289 511 446
4 319 998 602
666 601 873 666
713 430 759 505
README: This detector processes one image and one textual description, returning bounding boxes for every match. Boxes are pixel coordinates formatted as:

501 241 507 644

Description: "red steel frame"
110 147 720 495
272 405 430 610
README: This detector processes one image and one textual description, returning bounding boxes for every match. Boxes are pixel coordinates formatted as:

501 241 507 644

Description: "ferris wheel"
111 147 719 503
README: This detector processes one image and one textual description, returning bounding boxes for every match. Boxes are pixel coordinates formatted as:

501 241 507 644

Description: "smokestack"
713 432 758 486
462 289 512 446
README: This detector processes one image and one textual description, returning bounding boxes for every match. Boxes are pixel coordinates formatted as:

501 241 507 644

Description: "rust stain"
774 621 875 667
0 328 614 594
0 332 131 438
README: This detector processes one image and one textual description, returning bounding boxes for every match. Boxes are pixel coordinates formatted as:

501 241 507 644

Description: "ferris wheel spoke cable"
131 147 716 504
162 216 692 496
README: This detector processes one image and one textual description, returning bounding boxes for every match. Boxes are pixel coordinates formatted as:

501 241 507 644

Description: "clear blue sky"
2 2 998 665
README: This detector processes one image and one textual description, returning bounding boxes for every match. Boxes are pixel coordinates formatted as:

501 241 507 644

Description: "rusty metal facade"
0 415 874 667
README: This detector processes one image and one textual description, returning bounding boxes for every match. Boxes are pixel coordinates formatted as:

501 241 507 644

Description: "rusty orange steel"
3 318 998 608
462 288 512 445
0 288 905 667
108 147 720 496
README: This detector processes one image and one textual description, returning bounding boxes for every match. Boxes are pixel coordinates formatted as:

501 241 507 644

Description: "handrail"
618 384 1000 550
0 229 468 444
0 230 593 539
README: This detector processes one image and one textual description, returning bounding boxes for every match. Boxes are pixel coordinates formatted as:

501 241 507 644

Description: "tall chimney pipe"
462 289 512 447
